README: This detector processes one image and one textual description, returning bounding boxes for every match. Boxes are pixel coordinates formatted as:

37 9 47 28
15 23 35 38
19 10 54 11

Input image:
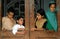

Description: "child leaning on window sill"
31 9 47 31
12 16 25 35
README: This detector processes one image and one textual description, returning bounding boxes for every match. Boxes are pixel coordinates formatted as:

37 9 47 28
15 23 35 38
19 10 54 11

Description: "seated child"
12 16 25 35
31 9 47 31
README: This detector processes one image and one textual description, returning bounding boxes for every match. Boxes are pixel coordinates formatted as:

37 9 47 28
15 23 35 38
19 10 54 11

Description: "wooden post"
56 0 60 31
0 0 2 30
25 0 30 39
25 0 30 31
30 0 35 28
29 0 35 39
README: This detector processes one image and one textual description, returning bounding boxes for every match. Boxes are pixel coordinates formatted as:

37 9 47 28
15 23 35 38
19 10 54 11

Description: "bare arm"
30 28 44 31
35 28 44 30
16 31 25 34
18 28 25 31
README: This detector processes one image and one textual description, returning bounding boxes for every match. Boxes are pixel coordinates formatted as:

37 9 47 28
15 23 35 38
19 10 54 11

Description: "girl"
31 9 47 31
45 1 58 32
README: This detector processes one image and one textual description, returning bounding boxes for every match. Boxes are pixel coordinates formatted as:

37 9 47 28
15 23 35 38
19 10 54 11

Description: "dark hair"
49 3 56 8
7 7 15 14
37 9 45 16
17 16 24 20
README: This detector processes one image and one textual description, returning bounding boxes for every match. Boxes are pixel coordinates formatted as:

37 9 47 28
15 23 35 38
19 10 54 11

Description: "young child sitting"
12 16 25 35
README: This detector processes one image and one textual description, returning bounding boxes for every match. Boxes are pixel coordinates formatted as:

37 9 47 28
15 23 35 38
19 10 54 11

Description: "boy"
12 16 25 35
2 7 16 30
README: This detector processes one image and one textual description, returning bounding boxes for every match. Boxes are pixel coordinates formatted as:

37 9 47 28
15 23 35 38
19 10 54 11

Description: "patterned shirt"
2 16 16 30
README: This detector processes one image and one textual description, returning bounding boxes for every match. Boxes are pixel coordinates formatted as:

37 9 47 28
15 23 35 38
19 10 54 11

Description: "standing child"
12 16 25 35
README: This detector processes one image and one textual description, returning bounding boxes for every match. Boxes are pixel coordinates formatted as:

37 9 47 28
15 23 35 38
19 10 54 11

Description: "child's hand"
30 28 36 31
36 28 44 31
2 28 7 32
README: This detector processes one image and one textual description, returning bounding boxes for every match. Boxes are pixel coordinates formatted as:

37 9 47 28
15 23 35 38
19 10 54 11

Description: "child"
36 9 47 30
12 16 25 35
45 1 58 32
2 7 16 30
31 9 47 31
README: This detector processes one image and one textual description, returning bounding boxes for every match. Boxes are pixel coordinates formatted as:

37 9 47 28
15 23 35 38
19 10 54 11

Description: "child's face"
17 18 24 25
36 13 42 20
50 4 56 12
7 12 14 18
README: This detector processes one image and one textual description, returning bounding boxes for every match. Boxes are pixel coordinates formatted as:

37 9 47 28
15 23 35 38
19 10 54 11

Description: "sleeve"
12 25 18 35
2 17 9 30
2 17 13 30
20 25 25 29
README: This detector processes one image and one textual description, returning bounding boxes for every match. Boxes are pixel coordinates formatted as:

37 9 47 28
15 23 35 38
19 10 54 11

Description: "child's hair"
17 16 24 20
49 3 56 8
7 7 15 14
37 8 46 17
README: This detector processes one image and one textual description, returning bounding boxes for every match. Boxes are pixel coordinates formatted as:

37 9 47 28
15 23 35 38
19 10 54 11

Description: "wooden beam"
25 0 30 39
56 0 60 31
29 0 35 39
0 0 2 30
25 0 30 31
30 0 35 28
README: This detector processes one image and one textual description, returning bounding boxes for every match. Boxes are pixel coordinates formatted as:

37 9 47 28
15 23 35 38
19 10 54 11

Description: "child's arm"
12 25 18 35
18 28 25 31
36 28 44 30
30 28 44 31
18 26 25 31
16 31 25 34
30 28 36 31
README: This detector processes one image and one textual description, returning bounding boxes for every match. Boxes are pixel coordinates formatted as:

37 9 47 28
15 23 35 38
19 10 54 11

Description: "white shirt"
12 24 25 35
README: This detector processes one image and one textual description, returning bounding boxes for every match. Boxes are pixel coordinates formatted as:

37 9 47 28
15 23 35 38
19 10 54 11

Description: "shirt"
36 19 47 28
2 16 16 30
12 24 25 35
